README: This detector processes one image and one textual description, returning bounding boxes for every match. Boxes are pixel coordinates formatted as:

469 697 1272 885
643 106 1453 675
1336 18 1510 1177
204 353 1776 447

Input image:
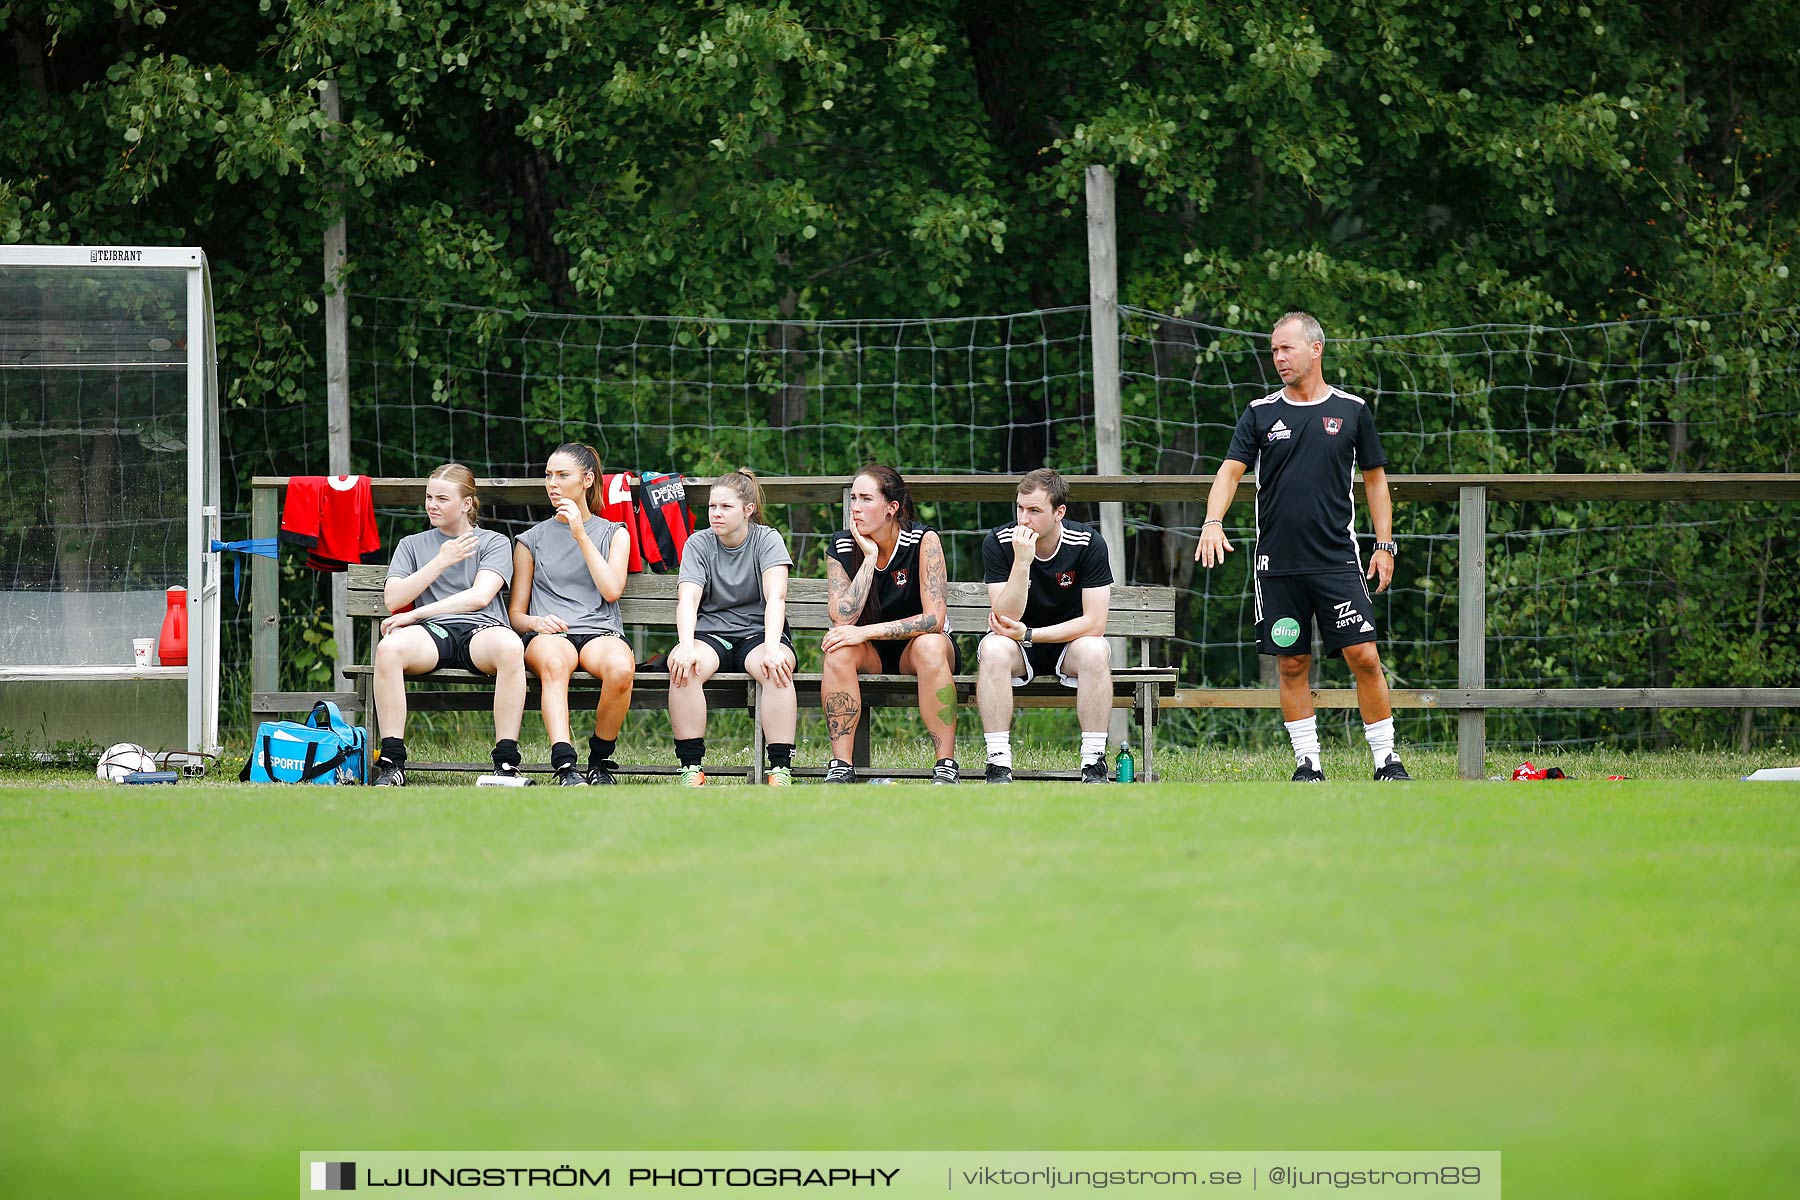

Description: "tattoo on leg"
935 683 958 728
824 690 860 739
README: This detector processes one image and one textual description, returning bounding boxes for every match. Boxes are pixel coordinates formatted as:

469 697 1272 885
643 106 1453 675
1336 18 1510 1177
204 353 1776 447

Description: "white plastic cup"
133 637 154 668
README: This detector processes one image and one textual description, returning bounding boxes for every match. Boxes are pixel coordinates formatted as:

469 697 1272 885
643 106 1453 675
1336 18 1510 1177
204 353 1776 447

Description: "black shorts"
979 636 1080 688
521 629 622 654
422 619 495 673
871 635 964 675
1254 570 1379 658
695 629 795 673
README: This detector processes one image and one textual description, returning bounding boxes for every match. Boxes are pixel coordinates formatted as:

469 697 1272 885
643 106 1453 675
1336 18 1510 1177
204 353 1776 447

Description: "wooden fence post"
1458 485 1488 778
251 484 279 697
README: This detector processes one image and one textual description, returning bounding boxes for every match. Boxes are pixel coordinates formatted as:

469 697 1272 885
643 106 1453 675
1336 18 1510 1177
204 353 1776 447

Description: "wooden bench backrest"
344 564 1176 637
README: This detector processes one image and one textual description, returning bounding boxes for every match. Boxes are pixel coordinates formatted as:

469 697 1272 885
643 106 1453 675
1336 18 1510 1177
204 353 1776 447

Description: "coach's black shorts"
694 629 796 673
422 619 496 673
1255 570 1379 658
871 635 964 675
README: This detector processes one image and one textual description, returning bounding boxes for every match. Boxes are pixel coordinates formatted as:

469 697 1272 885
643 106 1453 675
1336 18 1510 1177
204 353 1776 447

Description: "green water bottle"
1115 739 1135 783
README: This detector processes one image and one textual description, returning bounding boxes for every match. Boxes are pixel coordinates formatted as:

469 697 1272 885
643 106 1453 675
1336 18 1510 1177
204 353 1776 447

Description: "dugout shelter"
0 246 222 756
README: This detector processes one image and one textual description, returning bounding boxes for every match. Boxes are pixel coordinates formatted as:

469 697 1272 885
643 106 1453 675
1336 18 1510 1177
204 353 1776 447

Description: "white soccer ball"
97 742 157 782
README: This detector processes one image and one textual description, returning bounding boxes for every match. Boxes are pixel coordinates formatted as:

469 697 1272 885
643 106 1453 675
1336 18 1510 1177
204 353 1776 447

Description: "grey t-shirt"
679 524 793 637
516 514 625 636
387 527 513 629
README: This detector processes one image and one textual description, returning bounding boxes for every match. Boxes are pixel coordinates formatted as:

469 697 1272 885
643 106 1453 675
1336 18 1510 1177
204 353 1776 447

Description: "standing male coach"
1194 311 1411 782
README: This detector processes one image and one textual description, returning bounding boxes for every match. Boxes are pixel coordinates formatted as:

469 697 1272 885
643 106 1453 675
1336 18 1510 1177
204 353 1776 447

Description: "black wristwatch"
1020 626 1034 647
1373 540 1398 556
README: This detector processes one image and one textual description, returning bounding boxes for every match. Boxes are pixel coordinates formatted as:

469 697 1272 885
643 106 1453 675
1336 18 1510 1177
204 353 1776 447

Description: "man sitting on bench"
976 468 1115 785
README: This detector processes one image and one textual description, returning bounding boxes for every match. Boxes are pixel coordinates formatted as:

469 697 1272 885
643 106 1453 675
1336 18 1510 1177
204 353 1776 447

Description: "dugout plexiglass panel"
0 247 221 755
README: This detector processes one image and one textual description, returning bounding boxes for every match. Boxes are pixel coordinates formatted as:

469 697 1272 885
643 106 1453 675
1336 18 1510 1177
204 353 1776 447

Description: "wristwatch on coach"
1373 540 1398 557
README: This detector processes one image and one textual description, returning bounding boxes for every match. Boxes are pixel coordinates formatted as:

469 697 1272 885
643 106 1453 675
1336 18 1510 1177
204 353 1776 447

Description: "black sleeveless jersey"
827 523 950 633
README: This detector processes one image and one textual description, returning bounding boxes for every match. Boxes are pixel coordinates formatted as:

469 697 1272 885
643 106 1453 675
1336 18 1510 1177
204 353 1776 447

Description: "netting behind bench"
218 299 1800 750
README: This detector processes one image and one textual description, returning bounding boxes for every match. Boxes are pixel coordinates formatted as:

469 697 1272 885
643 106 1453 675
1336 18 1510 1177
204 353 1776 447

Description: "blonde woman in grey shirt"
666 469 797 786
509 443 636 786
371 464 528 787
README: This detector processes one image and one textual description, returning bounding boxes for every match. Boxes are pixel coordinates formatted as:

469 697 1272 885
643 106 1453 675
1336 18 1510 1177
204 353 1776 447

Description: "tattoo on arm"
880 612 939 639
824 690 860 739
923 533 947 605
827 555 872 622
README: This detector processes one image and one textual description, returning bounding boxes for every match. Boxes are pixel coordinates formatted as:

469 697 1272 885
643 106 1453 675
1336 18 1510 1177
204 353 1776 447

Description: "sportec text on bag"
239 701 369 785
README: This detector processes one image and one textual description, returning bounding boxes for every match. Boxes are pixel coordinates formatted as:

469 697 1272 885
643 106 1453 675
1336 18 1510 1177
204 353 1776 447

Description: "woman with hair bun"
821 464 959 784
372 464 528 787
665 468 798 786
509 443 637 786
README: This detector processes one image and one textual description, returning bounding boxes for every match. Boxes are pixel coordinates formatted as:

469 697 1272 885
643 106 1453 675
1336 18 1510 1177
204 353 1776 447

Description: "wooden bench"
333 563 1177 782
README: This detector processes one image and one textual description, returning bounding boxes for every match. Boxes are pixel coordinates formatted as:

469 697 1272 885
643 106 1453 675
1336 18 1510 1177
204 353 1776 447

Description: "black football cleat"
984 762 1014 785
1373 756 1413 781
1291 761 1326 783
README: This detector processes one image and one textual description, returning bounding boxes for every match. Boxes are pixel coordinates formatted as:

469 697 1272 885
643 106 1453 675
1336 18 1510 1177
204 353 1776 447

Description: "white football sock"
1285 715 1321 770
984 732 1013 769
1365 716 1397 769
1080 731 1108 766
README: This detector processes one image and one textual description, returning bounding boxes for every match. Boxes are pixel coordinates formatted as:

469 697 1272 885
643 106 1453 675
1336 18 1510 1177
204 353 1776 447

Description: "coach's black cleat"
372 757 406 787
823 758 857 785
585 760 619 786
1080 757 1111 784
932 758 961 785
1373 756 1413 781
984 762 1014 785
553 765 589 786
1291 760 1326 783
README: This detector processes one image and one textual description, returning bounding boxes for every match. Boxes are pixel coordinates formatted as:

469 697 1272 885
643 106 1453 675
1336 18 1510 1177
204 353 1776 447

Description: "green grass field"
4 762 1798 1198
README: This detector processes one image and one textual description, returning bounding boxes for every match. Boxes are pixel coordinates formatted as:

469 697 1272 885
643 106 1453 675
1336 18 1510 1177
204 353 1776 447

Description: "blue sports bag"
239 700 369 785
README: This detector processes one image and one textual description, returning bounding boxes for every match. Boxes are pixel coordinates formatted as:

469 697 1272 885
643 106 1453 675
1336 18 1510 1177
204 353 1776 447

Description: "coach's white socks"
1364 716 1396 770
984 732 1013 769
1284 715 1321 772
1080 731 1108 767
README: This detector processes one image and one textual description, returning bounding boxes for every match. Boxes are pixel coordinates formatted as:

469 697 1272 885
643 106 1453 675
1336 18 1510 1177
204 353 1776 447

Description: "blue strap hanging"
211 537 279 602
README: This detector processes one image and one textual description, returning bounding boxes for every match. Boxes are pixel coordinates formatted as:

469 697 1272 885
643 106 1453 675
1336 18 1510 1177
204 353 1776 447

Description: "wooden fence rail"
251 473 1800 778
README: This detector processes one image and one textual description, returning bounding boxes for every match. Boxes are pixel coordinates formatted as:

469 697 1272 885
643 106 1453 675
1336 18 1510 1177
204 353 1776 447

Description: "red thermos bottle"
159 585 188 667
